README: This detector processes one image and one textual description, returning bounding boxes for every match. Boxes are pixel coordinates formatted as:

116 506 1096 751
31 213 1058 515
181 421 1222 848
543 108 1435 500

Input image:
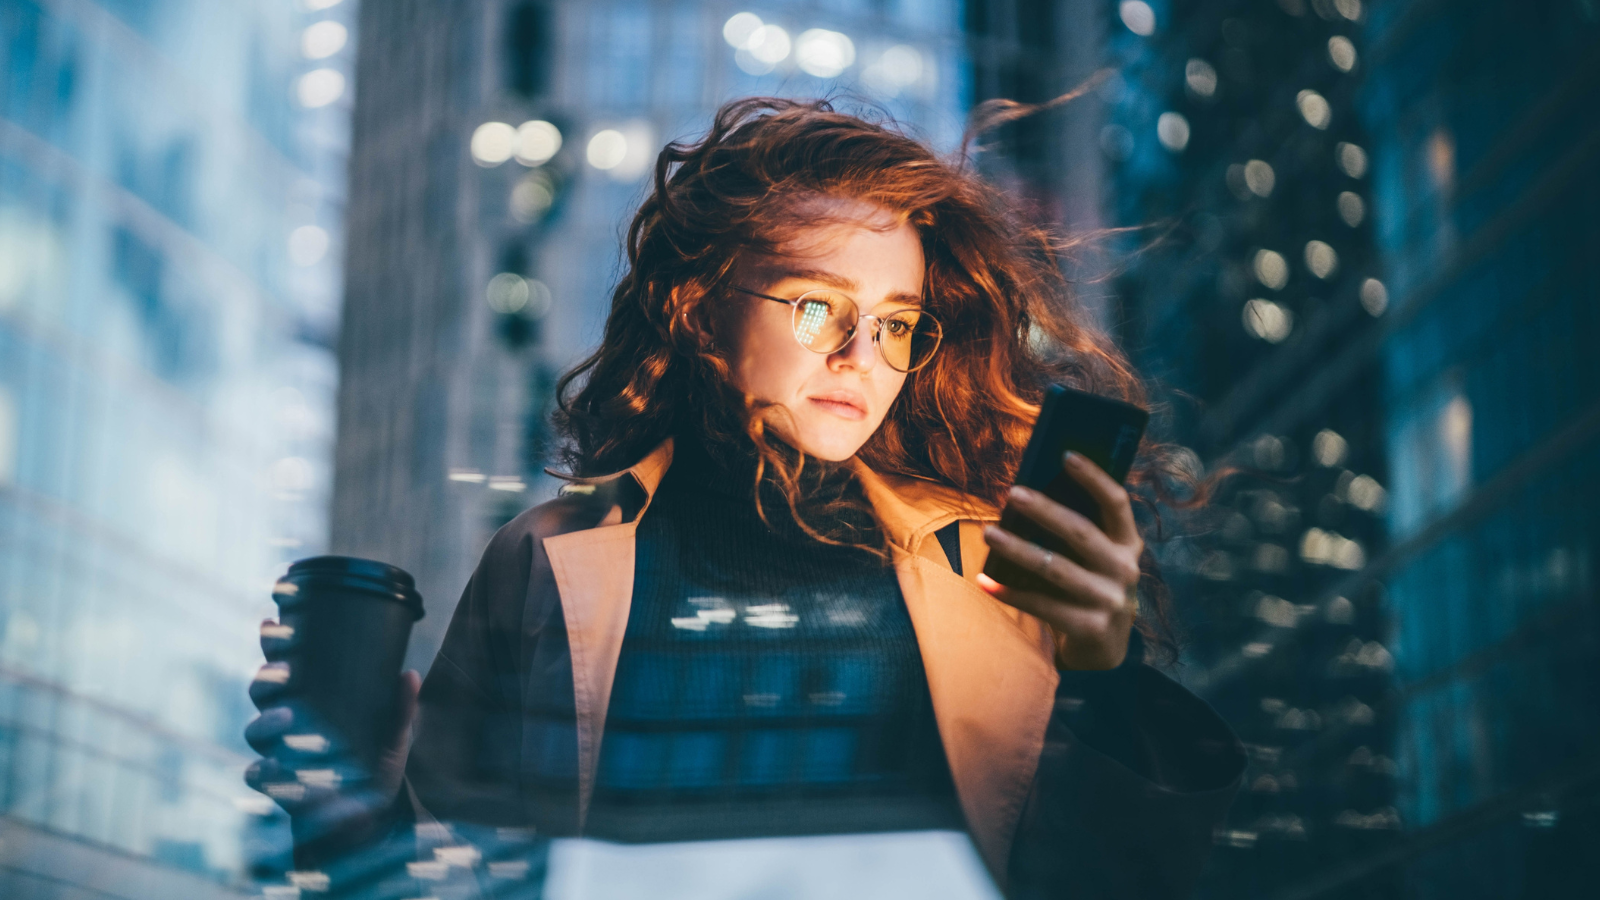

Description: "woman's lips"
808 393 867 420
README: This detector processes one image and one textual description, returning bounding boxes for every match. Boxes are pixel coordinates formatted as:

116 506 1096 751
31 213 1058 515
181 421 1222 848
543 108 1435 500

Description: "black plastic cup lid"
274 555 425 620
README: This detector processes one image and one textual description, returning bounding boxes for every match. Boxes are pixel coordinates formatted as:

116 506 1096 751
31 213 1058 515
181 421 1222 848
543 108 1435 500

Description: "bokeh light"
514 120 562 166
587 129 627 170
297 68 345 107
1336 141 1368 178
471 121 516 166
288 225 330 266
747 25 792 66
1119 1 1156 36
1243 298 1294 343
722 12 763 48
725 13 792 75
524 279 554 320
1300 527 1366 568
1313 429 1349 466
510 172 555 222
1185 58 1218 98
583 121 657 181
269 456 314 498
1254 248 1290 289
1346 473 1388 511
1297 89 1332 128
487 273 530 313
1244 159 1276 197
1304 240 1339 279
1338 191 1366 226
795 29 855 78
864 45 926 97
1328 35 1357 72
1360 277 1389 315
300 21 347 59
1157 112 1191 151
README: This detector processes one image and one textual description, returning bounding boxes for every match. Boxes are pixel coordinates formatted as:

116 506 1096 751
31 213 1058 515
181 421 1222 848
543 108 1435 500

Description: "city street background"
1 0 1597 897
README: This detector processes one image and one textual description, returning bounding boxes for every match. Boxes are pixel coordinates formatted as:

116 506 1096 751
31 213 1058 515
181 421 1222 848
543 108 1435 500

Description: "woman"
248 97 1247 898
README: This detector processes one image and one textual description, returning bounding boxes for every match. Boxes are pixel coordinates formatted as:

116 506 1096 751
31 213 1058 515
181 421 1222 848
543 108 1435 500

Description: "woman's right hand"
244 618 422 858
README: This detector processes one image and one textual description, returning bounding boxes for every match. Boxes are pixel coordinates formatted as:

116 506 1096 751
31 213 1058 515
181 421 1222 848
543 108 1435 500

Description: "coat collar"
552 435 1002 554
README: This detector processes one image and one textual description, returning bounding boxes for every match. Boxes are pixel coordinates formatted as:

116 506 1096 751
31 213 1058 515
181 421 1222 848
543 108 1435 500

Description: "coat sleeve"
404 483 629 833
1005 628 1247 900
401 505 538 828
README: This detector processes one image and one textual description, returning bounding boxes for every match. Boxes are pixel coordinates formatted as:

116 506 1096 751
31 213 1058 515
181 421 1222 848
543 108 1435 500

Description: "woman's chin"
755 408 874 462
791 430 870 462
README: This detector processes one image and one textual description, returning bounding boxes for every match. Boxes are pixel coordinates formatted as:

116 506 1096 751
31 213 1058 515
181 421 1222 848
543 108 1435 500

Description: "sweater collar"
548 436 1000 554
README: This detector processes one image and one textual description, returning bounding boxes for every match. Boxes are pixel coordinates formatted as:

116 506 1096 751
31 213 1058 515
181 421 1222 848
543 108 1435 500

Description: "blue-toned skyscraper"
0 0 355 895
1102 0 1598 895
1098 0 1398 894
1357 1 1600 894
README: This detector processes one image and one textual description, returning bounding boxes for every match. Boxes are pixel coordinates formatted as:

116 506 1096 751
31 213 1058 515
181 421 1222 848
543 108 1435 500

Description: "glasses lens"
878 309 943 372
792 291 857 352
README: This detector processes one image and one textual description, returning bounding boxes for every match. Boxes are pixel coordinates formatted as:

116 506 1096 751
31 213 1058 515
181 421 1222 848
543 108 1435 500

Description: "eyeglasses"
730 285 944 373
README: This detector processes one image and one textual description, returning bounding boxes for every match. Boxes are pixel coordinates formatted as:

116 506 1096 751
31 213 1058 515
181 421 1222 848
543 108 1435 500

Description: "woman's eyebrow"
772 267 923 305
772 266 858 291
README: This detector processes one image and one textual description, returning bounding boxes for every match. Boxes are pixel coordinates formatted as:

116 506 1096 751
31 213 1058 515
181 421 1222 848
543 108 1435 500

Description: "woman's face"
721 198 925 462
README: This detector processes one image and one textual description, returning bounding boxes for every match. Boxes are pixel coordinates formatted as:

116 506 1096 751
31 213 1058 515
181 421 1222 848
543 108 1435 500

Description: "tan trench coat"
548 436 1054 872
405 435 1246 896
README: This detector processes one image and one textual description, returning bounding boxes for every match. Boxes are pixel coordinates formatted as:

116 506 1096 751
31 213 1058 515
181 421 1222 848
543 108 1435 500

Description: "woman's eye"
884 318 912 337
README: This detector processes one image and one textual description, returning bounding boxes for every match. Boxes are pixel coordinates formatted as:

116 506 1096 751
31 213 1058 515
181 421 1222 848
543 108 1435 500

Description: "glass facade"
1098 0 1398 890
1100 0 1599 895
1360 0 1600 894
0 0 353 894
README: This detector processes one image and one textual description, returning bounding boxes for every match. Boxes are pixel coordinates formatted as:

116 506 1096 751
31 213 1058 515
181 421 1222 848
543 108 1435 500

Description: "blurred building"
1351 0 1600 895
1097 0 1398 895
0 0 356 895
1102 0 1600 897
333 0 972 674
965 0 1116 331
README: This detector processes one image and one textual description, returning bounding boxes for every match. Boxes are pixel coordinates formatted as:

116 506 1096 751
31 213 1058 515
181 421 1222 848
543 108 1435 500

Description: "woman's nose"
828 320 878 372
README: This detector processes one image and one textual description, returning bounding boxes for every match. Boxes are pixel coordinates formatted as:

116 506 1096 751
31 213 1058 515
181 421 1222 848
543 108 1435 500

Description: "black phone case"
982 385 1150 595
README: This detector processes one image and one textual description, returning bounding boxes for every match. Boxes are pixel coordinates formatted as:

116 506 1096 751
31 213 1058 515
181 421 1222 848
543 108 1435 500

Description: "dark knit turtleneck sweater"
586 430 963 841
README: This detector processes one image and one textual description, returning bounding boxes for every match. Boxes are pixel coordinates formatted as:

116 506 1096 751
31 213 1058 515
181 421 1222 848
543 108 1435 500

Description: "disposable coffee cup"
271 555 424 779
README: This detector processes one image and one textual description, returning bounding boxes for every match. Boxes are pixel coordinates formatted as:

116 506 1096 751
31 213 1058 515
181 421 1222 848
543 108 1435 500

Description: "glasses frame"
729 285 943 374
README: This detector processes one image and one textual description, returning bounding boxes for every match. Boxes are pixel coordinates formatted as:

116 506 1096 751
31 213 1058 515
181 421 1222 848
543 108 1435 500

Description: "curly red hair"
555 97 1234 666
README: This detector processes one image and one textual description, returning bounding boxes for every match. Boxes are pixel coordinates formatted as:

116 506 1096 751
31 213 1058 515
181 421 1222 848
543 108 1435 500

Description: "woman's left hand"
978 451 1145 670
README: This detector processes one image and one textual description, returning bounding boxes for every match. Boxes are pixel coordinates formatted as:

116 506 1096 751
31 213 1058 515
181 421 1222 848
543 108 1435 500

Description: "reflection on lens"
792 291 854 351
789 291 942 371
795 298 830 347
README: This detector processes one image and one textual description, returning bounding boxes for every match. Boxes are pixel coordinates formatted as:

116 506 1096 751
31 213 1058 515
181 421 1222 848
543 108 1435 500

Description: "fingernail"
983 525 1001 541
1008 485 1029 502
1063 450 1079 465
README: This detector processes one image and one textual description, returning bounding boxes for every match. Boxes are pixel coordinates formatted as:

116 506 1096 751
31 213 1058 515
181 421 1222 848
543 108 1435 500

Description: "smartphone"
982 385 1150 595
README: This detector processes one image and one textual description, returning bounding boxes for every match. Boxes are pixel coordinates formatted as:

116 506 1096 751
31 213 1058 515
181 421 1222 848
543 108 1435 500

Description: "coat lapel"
851 464 1060 887
544 439 1058 887
541 438 674 825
